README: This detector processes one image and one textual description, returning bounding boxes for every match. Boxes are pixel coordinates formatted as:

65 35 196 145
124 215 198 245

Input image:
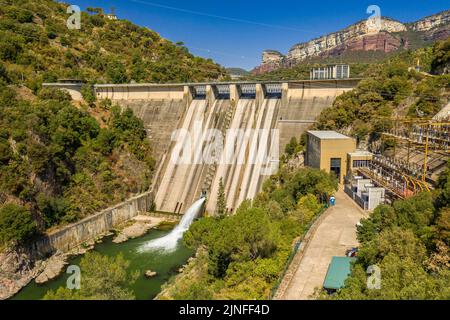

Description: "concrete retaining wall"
42 83 83 101
28 191 154 257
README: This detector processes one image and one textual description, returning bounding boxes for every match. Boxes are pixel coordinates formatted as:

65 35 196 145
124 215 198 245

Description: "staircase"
201 101 236 196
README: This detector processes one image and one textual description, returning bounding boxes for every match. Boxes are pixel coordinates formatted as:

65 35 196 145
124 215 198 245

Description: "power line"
127 0 320 34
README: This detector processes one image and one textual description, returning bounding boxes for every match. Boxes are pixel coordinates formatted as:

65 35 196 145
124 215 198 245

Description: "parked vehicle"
346 247 358 257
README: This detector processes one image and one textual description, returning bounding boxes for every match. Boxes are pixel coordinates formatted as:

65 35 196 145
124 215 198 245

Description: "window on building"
336 65 343 79
342 65 349 78
330 158 341 181
353 160 371 168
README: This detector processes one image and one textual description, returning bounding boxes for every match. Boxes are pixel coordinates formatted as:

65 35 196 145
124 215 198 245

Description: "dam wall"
27 191 154 257
278 80 357 150
95 84 186 100
90 79 360 214
114 99 187 162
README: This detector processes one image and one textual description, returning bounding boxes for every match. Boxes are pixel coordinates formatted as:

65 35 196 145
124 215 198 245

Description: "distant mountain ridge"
226 68 250 79
253 10 450 74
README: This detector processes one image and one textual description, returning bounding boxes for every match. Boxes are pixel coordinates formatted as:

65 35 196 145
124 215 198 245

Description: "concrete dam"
95 79 359 215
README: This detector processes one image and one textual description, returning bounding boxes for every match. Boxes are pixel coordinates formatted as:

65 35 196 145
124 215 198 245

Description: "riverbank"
1 214 177 300
0 230 111 300
11 224 193 300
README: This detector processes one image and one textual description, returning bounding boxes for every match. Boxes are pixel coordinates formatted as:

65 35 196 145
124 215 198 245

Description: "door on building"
330 158 341 182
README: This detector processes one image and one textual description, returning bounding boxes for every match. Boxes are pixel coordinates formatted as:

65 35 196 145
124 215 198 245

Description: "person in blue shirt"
330 196 336 206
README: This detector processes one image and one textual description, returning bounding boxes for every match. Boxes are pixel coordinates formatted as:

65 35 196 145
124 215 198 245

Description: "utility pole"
423 124 429 183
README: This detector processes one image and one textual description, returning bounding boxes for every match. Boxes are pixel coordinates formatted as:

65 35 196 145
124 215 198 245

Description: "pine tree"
215 177 226 218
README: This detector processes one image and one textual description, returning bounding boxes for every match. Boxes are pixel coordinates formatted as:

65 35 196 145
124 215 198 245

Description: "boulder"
35 255 68 284
145 270 157 278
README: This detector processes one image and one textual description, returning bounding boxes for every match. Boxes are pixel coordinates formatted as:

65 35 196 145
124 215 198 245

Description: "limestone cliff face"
253 10 450 74
253 50 284 73
411 10 450 31
286 18 406 62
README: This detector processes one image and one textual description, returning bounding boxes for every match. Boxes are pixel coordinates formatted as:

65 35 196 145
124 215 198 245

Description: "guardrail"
269 205 328 299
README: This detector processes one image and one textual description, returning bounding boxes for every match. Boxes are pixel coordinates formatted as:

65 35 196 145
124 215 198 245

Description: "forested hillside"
0 84 155 248
0 0 228 92
0 0 230 249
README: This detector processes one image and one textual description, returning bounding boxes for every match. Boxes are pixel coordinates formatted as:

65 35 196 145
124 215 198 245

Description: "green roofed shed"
323 256 355 290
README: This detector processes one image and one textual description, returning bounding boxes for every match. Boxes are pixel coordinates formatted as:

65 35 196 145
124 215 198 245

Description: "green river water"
11 227 193 300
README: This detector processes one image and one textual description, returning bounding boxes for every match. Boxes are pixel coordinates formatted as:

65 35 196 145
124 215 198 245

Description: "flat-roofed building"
310 64 350 80
305 130 356 183
347 150 373 173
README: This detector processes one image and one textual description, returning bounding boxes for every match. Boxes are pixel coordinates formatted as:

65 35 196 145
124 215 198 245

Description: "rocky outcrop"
0 248 42 300
287 18 405 62
253 10 450 74
411 10 450 31
35 254 68 284
252 50 284 74
145 270 158 278
262 50 284 66
112 215 165 244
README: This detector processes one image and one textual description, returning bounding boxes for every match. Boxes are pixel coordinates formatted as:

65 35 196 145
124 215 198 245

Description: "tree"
215 177 226 218
44 252 137 300
436 160 450 209
431 38 450 75
81 84 96 106
106 60 129 84
0 63 8 83
357 227 427 267
37 88 72 102
294 194 322 225
86 7 104 15
285 137 300 156
0 204 37 247
331 254 450 300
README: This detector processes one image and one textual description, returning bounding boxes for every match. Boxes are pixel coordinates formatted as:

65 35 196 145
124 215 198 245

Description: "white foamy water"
137 197 206 253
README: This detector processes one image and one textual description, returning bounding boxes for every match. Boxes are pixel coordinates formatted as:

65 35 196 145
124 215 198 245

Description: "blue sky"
73 0 449 70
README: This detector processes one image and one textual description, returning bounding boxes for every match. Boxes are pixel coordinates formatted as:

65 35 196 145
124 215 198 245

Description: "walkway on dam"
277 188 366 300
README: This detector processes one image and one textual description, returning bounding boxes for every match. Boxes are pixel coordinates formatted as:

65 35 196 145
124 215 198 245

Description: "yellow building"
347 151 373 172
305 131 357 183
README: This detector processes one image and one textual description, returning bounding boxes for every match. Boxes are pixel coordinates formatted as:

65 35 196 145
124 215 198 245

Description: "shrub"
37 88 72 102
81 84 96 105
0 204 37 247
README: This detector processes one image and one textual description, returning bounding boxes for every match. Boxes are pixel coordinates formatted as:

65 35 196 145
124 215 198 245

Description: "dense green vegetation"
0 0 227 92
284 137 303 158
159 167 338 299
0 83 154 247
0 204 37 248
44 252 138 300
313 40 450 144
321 162 450 299
431 37 450 75
0 0 231 249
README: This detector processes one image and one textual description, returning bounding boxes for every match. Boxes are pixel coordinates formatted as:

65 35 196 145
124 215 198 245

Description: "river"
11 227 193 300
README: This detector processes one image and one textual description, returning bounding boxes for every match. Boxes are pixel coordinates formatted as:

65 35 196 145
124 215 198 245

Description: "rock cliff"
253 10 450 74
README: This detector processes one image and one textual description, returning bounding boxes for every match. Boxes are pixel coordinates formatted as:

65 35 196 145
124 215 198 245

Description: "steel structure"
378 118 450 183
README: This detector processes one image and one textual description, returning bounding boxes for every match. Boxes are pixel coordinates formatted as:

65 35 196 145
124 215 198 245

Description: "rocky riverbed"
113 216 167 244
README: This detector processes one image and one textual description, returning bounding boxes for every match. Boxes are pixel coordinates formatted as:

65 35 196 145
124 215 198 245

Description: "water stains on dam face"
95 79 360 215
